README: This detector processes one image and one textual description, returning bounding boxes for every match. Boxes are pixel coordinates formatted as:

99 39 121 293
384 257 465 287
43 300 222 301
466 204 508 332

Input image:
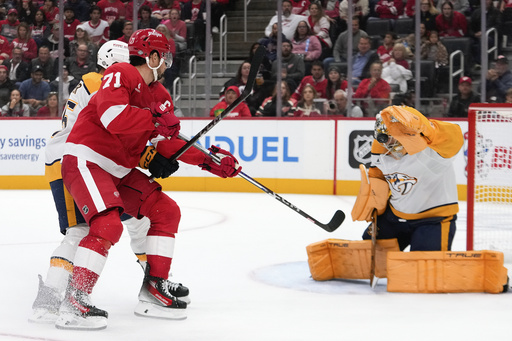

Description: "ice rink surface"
0 190 510 341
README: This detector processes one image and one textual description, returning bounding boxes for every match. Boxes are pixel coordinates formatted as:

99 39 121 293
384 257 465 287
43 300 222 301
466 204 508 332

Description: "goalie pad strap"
306 238 400 280
387 251 508 293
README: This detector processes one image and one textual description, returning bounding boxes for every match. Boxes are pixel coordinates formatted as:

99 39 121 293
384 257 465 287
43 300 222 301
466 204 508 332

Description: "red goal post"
467 104 512 251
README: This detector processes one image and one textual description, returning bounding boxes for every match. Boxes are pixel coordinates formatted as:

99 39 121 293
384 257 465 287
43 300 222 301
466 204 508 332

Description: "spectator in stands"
259 23 286 62
374 0 404 20
65 43 96 81
447 76 480 117
31 45 54 82
406 0 438 30
163 8 187 53
182 0 206 52
324 64 349 100
19 65 50 115
62 6 81 42
152 0 179 21
291 60 328 105
138 5 160 29
70 25 98 65
0 33 11 64
0 8 20 43
381 44 413 93
327 16 368 66
0 64 14 108
116 20 133 43
96 0 126 25
1 88 30 116
377 31 396 63
82 6 110 47
419 23 430 45
210 85 252 117
41 23 70 60
292 84 322 117
30 9 51 47
256 80 294 116
291 20 322 75
65 0 91 22
291 0 311 15
354 61 391 116
338 0 370 29
324 89 364 116
50 65 78 101
420 30 448 67
209 0 230 34
12 22 37 63
351 35 380 84
4 47 30 85
390 43 410 69
500 0 512 23
486 55 512 102
35 91 59 117
469 0 502 66
249 42 272 79
264 0 306 41
271 39 305 93
436 0 470 15
220 60 252 99
436 1 467 37
306 2 332 57
17 0 37 25
41 0 59 25
154 23 179 90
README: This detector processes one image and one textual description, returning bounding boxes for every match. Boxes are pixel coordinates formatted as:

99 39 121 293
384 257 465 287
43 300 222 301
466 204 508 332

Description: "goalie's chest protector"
372 147 458 217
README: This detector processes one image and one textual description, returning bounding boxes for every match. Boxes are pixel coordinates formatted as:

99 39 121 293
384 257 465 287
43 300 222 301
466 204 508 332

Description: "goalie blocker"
307 240 508 293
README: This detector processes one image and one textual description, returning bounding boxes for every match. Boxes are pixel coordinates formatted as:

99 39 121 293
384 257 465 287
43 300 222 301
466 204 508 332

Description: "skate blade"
134 301 187 320
55 313 107 331
28 308 58 324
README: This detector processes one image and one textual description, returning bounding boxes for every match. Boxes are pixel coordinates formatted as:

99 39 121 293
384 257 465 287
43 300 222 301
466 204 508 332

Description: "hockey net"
467 104 512 251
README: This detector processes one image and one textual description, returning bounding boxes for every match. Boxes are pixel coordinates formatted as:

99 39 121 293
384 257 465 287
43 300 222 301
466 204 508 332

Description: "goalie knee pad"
387 250 509 293
306 239 400 280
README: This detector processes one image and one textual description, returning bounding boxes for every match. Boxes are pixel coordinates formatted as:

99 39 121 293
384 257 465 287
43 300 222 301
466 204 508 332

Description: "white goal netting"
467 106 512 251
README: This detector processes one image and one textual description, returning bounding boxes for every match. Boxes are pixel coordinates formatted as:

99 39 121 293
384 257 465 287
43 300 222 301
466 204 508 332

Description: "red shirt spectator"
436 2 467 37
11 23 37 62
291 62 328 104
354 62 391 114
210 86 251 117
291 0 311 15
375 0 404 19
62 7 81 41
0 34 12 62
97 0 126 24
40 0 59 24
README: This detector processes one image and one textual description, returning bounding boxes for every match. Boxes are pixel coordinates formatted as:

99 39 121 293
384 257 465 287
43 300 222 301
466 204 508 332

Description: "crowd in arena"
0 0 512 118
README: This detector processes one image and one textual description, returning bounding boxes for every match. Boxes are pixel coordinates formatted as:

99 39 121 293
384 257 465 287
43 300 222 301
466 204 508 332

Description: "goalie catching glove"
200 145 242 178
139 146 179 178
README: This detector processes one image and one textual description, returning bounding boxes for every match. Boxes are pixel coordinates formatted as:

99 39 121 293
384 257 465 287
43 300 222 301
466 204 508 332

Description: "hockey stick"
178 132 345 232
370 209 378 288
168 45 266 162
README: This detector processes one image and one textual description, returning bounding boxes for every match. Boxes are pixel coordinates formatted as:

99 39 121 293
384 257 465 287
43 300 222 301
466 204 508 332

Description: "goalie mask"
375 113 406 159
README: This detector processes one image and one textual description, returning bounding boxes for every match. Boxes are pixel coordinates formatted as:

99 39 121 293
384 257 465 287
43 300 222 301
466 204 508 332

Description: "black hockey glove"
139 146 180 179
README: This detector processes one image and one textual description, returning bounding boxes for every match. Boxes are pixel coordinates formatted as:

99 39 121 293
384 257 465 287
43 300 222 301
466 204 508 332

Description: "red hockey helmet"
128 28 172 68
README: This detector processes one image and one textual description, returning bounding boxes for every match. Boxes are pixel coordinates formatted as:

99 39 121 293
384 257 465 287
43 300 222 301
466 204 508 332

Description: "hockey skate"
137 260 191 304
135 275 187 320
55 287 108 330
28 275 62 324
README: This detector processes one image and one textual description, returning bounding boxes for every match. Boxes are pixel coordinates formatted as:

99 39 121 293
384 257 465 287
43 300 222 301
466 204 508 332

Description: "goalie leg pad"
387 250 509 293
306 238 400 280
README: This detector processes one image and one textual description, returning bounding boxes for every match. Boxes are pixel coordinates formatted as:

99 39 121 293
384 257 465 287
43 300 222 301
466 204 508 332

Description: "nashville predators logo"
385 172 417 195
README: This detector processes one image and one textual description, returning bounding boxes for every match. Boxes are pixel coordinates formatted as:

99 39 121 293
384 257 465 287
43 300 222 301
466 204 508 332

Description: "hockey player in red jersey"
55 28 241 330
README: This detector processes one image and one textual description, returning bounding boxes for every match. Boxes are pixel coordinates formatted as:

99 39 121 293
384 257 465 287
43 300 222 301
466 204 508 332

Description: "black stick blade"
322 210 345 232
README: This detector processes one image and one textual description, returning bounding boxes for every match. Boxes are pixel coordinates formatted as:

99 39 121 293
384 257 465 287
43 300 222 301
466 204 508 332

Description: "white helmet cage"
97 40 130 69
374 113 405 159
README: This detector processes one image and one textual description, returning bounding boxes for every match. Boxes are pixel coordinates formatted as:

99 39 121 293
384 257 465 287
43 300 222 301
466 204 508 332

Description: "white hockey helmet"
97 40 130 69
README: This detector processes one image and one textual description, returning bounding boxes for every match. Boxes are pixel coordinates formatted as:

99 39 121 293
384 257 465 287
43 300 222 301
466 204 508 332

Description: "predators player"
29 40 186 324
352 105 464 251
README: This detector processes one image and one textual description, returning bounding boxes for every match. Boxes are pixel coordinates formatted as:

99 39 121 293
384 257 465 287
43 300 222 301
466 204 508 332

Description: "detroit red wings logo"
385 172 417 195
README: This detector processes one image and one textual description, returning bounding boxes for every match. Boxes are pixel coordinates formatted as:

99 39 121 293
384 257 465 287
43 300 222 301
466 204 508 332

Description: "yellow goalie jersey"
370 118 463 220
45 72 103 178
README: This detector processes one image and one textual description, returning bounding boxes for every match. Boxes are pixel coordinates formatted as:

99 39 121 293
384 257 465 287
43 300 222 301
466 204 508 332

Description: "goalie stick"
168 45 266 162
361 164 378 288
178 132 345 232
